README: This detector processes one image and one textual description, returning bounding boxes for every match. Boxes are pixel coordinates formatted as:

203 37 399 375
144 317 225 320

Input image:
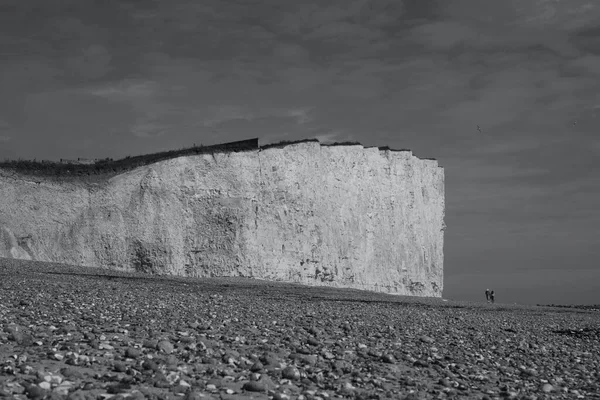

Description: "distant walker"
490 290 495 304
485 288 490 303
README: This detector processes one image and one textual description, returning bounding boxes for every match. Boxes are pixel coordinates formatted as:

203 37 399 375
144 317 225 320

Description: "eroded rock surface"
0 141 445 296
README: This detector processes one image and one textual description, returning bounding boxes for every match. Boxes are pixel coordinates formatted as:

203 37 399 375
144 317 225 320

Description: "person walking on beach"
490 290 495 304
485 288 490 303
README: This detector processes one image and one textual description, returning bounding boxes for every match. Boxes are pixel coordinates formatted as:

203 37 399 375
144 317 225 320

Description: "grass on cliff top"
0 137 432 182
1 138 317 180
259 138 320 150
0 138 259 182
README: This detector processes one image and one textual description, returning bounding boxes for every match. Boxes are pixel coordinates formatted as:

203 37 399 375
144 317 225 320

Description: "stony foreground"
1 259 599 400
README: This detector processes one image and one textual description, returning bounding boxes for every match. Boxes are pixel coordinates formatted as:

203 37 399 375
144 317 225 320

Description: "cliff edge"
0 139 445 297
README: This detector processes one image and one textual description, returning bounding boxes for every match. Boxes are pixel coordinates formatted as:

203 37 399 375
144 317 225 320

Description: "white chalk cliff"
0 140 445 296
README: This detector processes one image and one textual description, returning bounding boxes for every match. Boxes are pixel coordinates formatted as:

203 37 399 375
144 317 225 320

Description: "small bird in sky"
477 125 482 133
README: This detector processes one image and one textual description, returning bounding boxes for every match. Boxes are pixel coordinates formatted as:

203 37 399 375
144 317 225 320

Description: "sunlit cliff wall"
0 141 445 296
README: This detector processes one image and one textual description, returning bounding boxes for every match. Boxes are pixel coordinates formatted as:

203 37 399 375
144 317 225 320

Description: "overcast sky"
1 0 599 305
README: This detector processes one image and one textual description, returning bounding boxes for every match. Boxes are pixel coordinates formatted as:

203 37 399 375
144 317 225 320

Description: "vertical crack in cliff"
256 149 263 232
257 149 263 189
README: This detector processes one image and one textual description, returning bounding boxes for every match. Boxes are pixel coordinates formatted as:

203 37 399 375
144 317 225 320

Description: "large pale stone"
0 141 445 296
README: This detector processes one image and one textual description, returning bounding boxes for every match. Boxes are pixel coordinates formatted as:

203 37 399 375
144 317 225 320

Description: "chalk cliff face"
0 141 445 296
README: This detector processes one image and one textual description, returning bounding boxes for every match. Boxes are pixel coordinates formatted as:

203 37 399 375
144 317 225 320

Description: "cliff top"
0 138 438 183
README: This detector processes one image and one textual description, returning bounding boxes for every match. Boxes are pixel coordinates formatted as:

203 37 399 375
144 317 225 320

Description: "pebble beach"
1 259 598 400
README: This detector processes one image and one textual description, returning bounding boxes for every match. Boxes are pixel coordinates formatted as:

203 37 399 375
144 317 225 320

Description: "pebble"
243 381 266 392
113 361 127 372
98 342 114 350
1 260 598 400
419 335 434 344
249 361 263 372
282 366 301 380
186 392 215 400
125 348 142 358
381 354 395 364
142 359 159 371
157 340 175 354
66 390 92 400
25 385 46 399
54 381 74 396
541 383 554 393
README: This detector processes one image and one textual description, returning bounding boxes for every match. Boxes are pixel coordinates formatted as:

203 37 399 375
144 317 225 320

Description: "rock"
282 366 301 380
249 361 263 372
165 354 179 367
67 391 95 400
541 383 554 393
142 360 159 371
172 384 189 394
307 327 319 337
60 367 83 379
419 335 434 344
294 354 317 366
243 381 266 392
15 332 34 346
157 340 175 354
260 353 282 367
53 381 74 396
106 383 132 394
98 342 114 350
113 361 128 372
25 385 46 399
43 372 63 385
186 392 216 400
153 379 171 389
381 354 396 364
125 348 142 358
143 339 158 348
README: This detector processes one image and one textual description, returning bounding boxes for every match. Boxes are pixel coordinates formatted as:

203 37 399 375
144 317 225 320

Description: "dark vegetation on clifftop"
0 137 432 181
0 139 259 180
258 138 319 150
